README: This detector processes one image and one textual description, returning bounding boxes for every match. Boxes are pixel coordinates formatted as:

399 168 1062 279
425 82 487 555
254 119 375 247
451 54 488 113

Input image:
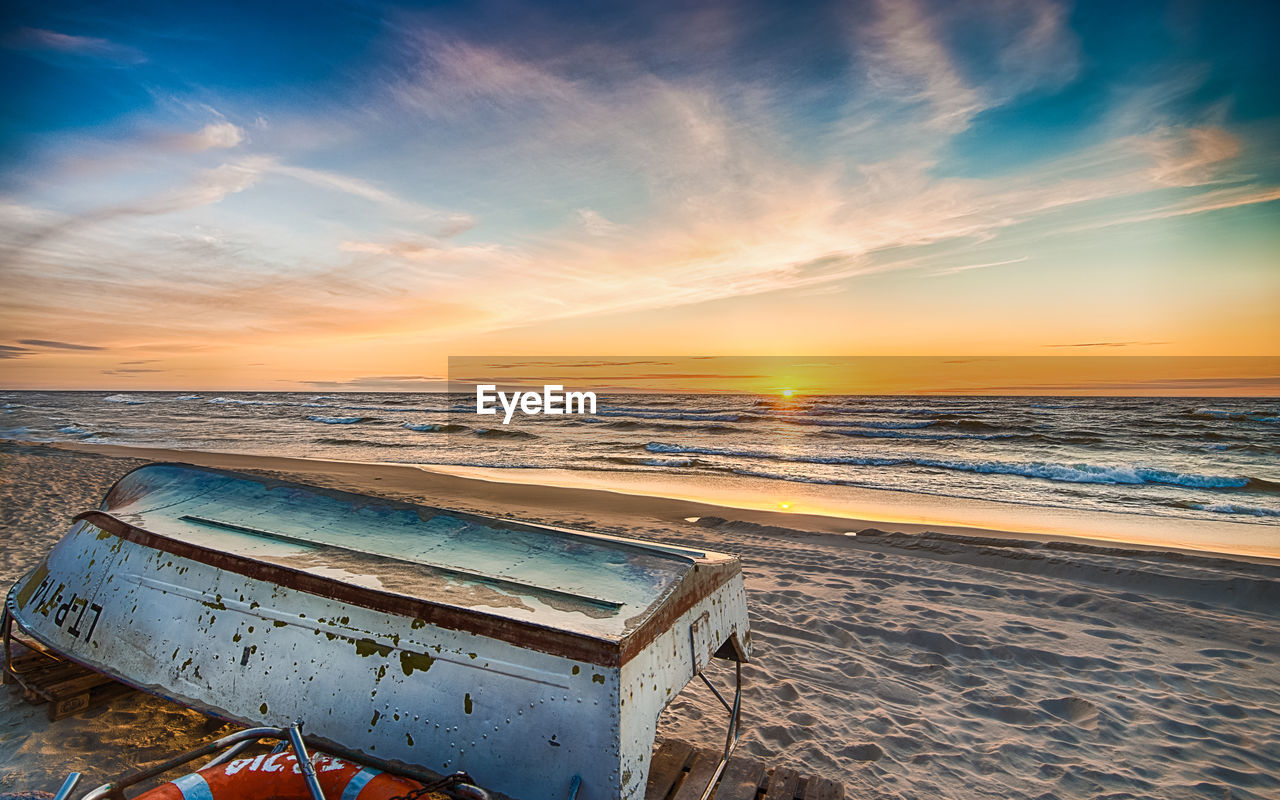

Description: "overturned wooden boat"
4 463 750 800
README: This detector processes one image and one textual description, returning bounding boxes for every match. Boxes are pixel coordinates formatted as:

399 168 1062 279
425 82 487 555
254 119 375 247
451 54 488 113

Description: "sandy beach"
2 441 1278 799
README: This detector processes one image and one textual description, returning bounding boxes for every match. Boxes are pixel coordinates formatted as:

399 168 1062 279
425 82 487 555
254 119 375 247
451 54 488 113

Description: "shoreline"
44 440 1280 562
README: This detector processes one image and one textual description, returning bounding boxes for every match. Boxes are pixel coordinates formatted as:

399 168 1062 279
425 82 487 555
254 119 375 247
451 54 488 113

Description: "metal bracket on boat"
452 782 493 800
76 726 309 800
565 774 582 800
287 720 330 800
53 772 82 800
1 607 32 693
694 659 744 800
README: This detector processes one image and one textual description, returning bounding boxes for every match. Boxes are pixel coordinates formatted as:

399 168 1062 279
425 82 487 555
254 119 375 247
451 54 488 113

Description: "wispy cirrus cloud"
1 146 472 267
850 0 1079 139
1044 341 1170 349
575 209 622 236
18 339 105 350
0 162 262 256
168 122 246 152
860 0 986 133
262 161 474 234
6 27 146 65
946 376 1280 393
0 344 35 359
930 256 1029 277
300 375 446 390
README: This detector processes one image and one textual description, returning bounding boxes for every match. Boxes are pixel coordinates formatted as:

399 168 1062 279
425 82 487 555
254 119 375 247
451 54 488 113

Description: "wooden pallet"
646 739 844 800
3 635 135 720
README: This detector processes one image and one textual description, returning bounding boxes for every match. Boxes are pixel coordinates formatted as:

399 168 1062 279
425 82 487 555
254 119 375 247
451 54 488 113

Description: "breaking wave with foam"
307 415 376 425
644 442 1278 492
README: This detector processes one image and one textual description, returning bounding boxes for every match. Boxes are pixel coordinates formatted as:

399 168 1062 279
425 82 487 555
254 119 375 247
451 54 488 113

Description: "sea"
2 392 1278 526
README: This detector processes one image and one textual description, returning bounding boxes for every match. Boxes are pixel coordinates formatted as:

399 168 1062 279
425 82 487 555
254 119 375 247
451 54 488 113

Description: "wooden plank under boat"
5 463 751 800
645 740 844 800
1 632 136 720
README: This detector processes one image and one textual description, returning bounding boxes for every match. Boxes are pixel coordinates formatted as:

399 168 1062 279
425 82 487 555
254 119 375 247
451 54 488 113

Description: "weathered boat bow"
5 463 751 800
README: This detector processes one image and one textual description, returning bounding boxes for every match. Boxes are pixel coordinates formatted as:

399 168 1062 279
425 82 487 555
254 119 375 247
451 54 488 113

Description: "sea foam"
643 442 1267 491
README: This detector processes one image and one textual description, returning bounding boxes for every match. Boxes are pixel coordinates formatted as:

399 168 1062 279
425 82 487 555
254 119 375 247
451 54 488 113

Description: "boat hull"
8 509 748 800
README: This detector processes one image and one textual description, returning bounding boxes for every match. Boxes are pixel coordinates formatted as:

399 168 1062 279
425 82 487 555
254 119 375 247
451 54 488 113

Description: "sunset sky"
1 0 1277 391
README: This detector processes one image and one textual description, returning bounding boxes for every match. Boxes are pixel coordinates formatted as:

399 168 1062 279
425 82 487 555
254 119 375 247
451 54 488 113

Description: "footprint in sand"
758 724 798 748
1001 622 1068 640
1083 628 1139 642
1172 661 1220 674
1038 696 1099 728
962 689 1041 726
1198 648 1254 660
1208 702 1248 719
840 743 885 762
788 711 820 726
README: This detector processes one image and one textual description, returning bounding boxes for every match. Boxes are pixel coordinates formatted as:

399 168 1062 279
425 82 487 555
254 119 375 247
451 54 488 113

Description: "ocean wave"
645 442 902 466
775 416 937 429
581 418 736 433
302 402 453 413
844 405 991 416
474 428 537 439
312 437 415 448
173 395 202 402
59 426 111 439
643 457 694 467
104 394 144 404
208 397 285 406
1170 500 1280 517
826 428 1012 441
724 467 856 488
1195 442 1280 456
751 404 994 419
598 455 701 468
1020 432 1108 446
307 415 377 425
930 418 1004 432
593 409 741 422
643 442 1276 492
402 422 469 433
210 397 451 414
600 404 740 416
1189 408 1279 424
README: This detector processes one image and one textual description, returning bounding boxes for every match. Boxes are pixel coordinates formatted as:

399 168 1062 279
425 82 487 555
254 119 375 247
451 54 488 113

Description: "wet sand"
2 441 1278 798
